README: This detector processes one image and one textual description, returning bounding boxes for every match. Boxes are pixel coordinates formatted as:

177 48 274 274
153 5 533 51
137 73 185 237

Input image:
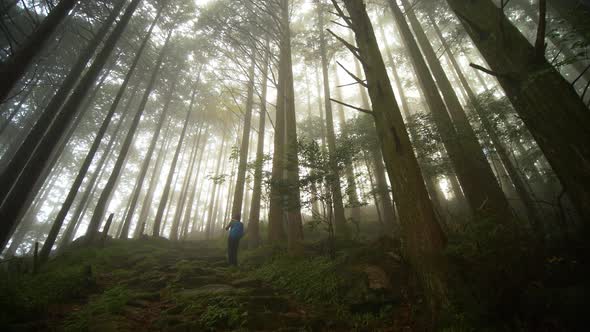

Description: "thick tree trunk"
340 0 447 318
445 0 590 221
230 55 256 220
152 83 196 237
86 29 173 241
0 0 141 247
0 0 79 102
267 45 287 243
317 1 348 238
281 0 304 252
248 45 270 249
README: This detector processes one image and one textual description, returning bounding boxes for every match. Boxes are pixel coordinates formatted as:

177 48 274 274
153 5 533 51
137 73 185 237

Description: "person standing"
224 213 244 266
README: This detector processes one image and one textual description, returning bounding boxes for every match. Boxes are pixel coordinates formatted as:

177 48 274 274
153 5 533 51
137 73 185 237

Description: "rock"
365 265 391 291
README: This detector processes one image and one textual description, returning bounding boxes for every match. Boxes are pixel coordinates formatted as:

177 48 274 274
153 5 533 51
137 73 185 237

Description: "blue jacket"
227 220 244 239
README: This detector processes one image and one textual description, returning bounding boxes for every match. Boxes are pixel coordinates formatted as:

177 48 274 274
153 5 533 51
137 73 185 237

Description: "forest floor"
0 236 426 331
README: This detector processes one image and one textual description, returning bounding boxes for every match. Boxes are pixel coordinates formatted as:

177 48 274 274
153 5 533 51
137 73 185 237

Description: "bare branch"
330 98 373 116
337 61 367 88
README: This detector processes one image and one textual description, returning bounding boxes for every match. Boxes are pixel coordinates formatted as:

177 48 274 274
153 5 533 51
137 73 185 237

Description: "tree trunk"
205 133 227 239
0 0 141 247
230 54 256 220
340 0 447 319
59 84 139 247
267 37 287 243
445 0 590 221
170 121 203 240
317 1 348 238
390 0 512 221
0 0 124 202
333 62 362 227
152 82 196 237
248 44 270 249
121 82 179 239
40 12 161 258
86 28 173 241
281 0 304 253
0 0 79 102
428 14 546 239
181 126 209 239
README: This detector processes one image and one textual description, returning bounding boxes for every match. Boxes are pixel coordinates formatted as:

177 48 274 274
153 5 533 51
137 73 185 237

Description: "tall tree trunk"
0 0 79 102
136 126 174 237
317 1 348 238
332 62 362 226
152 83 197 237
0 0 141 247
181 126 209 239
0 0 124 201
445 0 590 222
40 12 161 258
205 133 227 239
86 29 173 241
390 0 512 221
230 55 256 220
429 14 546 238
121 90 178 239
248 45 270 249
268 56 287 243
59 84 139 247
339 0 447 318
281 0 304 252
170 122 203 240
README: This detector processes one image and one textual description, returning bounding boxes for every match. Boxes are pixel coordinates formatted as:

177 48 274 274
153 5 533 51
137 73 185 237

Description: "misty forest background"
0 0 589 331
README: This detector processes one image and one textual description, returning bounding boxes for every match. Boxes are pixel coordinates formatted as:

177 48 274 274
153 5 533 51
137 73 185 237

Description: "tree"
316 0 349 238
445 0 590 221
86 29 174 241
0 0 79 102
0 0 141 248
334 0 447 317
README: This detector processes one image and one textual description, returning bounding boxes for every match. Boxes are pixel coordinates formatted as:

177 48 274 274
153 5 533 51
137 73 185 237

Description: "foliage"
63 286 131 332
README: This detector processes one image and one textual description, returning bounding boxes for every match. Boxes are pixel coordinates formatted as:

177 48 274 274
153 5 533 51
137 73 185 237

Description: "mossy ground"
0 236 423 331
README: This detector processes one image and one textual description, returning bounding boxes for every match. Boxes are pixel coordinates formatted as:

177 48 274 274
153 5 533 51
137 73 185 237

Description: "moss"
63 286 131 332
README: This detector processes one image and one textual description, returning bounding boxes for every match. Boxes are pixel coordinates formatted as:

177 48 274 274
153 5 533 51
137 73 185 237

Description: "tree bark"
248 45 270 249
445 0 590 221
339 0 447 319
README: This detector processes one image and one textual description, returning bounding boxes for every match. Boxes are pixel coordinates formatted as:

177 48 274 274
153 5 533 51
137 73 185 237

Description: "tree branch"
336 61 367 88
330 98 373 115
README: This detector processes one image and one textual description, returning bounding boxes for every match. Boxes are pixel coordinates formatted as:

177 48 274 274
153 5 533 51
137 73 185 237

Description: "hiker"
224 213 244 266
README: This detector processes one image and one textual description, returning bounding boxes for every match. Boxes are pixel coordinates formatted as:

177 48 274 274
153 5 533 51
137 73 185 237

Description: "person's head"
232 213 241 221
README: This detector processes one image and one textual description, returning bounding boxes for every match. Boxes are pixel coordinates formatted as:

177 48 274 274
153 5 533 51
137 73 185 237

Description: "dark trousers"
228 236 240 266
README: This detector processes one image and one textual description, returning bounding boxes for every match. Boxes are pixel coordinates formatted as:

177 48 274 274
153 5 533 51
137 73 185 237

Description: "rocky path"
57 242 327 331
